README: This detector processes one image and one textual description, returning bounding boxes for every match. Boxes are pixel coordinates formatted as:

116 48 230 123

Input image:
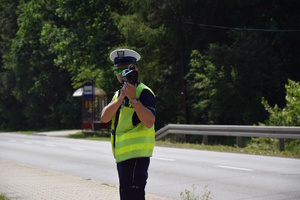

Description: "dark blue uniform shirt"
132 84 156 126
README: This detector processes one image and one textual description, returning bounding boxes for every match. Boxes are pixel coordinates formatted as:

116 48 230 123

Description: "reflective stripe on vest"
111 83 155 163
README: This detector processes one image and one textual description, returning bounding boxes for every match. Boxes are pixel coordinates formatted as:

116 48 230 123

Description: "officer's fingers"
126 82 135 88
120 87 126 95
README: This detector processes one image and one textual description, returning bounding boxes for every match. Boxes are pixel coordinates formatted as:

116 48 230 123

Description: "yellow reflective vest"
111 83 155 163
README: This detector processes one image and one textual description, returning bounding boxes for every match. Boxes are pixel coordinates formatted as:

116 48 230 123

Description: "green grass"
67 132 110 141
156 137 300 158
0 131 36 135
0 194 8 200
19 131 36 135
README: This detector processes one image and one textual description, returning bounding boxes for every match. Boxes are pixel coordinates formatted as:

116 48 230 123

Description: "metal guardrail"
155 124 300 151
155 124 300 140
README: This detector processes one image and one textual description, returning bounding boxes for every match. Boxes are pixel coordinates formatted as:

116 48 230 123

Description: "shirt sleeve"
139 89 156 117
131 89 156 126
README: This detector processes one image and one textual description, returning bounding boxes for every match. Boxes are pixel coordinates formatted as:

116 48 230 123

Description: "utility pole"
177 19 190 141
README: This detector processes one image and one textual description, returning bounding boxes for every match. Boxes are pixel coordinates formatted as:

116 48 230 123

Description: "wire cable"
185 22 300 32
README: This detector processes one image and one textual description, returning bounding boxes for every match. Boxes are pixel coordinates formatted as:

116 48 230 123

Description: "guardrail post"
176 135 180 142
279 138 285 151
203 135 208 145
236 137 243 147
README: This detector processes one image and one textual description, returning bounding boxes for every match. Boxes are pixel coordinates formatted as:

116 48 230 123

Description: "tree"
40 0 123 92
262 79 300 126
0 0 24 129
99 0 300 129
186 32 281 125
3 0 81 129
1 0 300 132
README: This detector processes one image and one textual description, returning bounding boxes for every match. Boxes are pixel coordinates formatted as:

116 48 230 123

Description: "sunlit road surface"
1 133 300 200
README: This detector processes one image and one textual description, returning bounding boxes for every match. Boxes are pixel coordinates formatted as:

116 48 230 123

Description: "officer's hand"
119 86 126 101
124 82 137 100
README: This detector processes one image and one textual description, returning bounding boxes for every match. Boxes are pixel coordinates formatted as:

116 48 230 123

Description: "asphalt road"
0 133 300 200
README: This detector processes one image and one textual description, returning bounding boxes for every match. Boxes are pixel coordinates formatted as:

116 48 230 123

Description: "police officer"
101 49 156 200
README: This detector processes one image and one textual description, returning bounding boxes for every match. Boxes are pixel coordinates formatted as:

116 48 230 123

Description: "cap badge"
117 51 124 59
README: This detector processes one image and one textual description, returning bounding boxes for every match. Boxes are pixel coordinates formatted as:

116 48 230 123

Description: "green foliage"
186 31 282 125
156 138 300 158
180 185 213 200
0 0 81 130
111 0 166 86
246 137 278 151
0 194 7 200
1 0 300 131
250 79 300 155
262 79 300 126
244 137 300 157
40 0 120 89
0 1 21 129
180 185 200 200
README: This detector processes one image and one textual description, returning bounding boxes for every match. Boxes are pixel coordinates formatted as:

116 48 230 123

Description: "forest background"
1 0 300 133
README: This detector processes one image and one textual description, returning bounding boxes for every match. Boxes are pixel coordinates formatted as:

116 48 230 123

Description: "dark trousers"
117 157 150 200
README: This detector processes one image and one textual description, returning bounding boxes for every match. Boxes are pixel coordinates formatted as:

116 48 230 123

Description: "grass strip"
68 132 300 158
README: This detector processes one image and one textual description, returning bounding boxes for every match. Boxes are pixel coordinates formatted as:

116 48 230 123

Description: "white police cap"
110 49 141 66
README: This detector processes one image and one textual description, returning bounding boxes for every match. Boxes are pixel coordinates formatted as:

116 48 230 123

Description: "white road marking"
71 147 85 151
24 142 32 144
45 144 56 147
153 157 176 162
8 140 16 143
214 165 254 171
